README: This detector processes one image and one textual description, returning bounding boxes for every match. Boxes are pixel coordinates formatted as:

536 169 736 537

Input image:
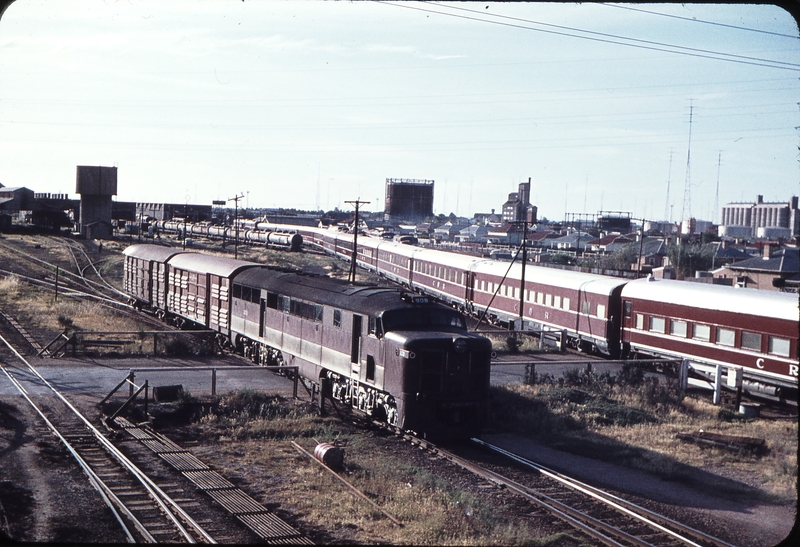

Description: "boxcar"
122 244 190 311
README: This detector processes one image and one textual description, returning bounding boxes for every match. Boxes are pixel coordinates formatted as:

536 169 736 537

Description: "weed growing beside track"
490 368 798 502
155 390 577 545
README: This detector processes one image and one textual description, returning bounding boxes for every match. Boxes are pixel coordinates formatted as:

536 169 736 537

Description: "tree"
667 241 714 279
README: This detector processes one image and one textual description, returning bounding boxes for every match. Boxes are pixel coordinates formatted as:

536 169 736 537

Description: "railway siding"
112 417 313 545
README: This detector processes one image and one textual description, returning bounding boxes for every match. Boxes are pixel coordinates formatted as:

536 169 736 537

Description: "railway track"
401 434 735 547
0 332 217 543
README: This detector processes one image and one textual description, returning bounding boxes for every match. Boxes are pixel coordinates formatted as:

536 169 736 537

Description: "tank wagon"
153 219 303 251
122 244 492 439
264 224 799 402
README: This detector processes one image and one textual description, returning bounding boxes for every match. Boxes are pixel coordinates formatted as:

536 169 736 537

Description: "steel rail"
0 358 147 543
0 332 216 543
0 241 126 303
472 438 737 547
57 238 130 300
0 267 128 307
414 438 636 547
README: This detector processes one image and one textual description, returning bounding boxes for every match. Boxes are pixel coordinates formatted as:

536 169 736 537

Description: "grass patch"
168 390 555 545
490 368 798 501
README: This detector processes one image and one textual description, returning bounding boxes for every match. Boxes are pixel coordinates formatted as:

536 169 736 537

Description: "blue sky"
1 1 798 224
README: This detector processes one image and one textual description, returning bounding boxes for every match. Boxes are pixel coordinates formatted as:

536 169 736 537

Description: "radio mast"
681 103 694 229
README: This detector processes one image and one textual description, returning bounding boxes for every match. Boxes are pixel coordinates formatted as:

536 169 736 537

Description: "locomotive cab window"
333 309 342 328
368 316 383 337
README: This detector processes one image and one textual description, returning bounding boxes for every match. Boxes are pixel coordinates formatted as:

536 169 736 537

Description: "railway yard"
0 234 796 546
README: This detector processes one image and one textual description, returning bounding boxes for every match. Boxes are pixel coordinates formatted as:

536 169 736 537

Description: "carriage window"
562 297 570 310
232 284 242 299
266 292 278 309
546 294 553 307
716 327 735 347
333 309 342 328
768 336 790 357
636 314 644 330
536 292 544 305
741 332 761 351
553 295 561 308
596 304 606 319
581 300 591 315
623 301 632 318
692 323 711 342
649 316 665 333
670 320 687 338
241 286 252 302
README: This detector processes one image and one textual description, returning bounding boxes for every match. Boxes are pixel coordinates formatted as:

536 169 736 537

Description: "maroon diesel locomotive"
122 244 492 439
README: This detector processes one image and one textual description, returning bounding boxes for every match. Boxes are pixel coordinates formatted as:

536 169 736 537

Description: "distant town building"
384 178 434 222
501 178 537 224
712 244 799 291
719 195 799 239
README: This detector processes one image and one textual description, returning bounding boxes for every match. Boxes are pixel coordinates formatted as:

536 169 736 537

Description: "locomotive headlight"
396 348 416 359
453 338 467 353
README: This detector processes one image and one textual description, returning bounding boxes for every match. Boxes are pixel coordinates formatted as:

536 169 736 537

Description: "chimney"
762 243 771 259
757 195 763 204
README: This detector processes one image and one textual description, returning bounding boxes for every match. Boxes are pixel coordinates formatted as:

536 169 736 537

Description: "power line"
602 3 800 40
379 2 800 71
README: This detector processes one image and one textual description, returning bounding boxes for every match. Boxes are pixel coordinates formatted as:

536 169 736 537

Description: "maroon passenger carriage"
122 244 492 440
621 277 798 400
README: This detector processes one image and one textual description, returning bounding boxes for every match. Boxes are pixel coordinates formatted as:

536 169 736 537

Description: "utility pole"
345 199 370 283
517 219 528 329
228 193 244 259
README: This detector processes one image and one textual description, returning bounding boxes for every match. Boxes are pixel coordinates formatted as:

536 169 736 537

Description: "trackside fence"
100 366 301 422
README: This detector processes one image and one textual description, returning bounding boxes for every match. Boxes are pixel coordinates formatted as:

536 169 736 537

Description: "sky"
1 1 798 224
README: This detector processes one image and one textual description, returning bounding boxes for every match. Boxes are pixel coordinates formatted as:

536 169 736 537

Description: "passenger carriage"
621 277 799 396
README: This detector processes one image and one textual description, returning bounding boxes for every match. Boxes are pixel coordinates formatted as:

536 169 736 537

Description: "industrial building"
719 195 799 239
384 178 434 222
501 178 537 224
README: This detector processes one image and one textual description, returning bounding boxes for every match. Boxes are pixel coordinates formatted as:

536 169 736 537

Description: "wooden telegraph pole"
345 199 370 283
228 193 244 259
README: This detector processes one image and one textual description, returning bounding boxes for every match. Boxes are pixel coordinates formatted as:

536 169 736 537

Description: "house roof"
725 246 799 274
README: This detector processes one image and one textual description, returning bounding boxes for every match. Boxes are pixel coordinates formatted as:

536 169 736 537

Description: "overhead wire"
378 1 800 72
601 3 800 40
